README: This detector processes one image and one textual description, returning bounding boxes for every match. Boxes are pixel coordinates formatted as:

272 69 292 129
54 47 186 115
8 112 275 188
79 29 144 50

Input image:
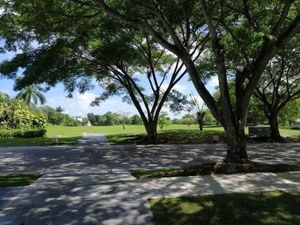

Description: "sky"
0 40 219 118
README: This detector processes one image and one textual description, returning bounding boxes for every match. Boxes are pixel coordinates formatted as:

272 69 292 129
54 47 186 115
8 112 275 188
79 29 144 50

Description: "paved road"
0 136 299 225
1 142 299 173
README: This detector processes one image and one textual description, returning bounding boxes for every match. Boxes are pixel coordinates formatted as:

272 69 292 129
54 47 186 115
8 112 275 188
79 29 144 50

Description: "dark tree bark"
222 116 248 163
198 119 203 131
267 112 284 141
196 111 205 131
144 119 158 144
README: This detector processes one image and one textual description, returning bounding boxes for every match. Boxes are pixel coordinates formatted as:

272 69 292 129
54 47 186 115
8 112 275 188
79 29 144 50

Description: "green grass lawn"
0 173 42 187
150 190 300 225
0 136 81 147
0 124 299 146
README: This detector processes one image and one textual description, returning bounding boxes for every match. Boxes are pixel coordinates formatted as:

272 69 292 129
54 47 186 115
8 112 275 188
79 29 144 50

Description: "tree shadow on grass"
107 130 227 145
150 190 300 225
107 129 300 145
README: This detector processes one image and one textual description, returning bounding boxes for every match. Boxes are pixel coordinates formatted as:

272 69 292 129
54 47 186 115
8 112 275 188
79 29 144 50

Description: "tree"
55 106 64 113
247 97 267 126
103 112 114 126
131 114 143 125
158 112 170 130
188 94 206 131
1 1 299 161
169 93 206 131
253 43 300 141
204 110 218 126
116 112 129 130
181 114 196 126
0 2 191 143
88 34 189 142
40 105 77 126
95 0 300 162
15 85 46 106
87 113 97 126
278 99 300 127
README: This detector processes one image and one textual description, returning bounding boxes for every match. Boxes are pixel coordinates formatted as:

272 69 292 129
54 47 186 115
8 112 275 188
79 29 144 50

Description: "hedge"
0 128 46 138
0 101 47 129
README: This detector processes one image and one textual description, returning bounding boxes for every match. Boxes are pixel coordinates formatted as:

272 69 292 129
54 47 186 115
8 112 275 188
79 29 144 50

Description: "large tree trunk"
183 57 249 163
288 120 292 128
196 112 205 131
223 120 248 163
198 119 203 131
145 120 158 144
268 112 284 141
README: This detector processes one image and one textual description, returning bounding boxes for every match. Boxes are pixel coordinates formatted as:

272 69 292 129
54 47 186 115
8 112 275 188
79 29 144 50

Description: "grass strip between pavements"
0 173 42 187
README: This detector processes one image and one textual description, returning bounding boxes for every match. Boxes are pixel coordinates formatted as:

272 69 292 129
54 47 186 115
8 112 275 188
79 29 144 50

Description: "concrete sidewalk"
143 171 300 198
78 133 109 146
1 170 299 225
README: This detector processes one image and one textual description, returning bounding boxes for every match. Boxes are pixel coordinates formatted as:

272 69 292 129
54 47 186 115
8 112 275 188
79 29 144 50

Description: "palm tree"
55 106 64 113
16 85 46 106
187 93 206 131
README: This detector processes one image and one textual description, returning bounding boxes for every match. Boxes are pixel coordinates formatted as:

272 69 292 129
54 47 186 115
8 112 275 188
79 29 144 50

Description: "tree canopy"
0 0 299 161
253 39 300 140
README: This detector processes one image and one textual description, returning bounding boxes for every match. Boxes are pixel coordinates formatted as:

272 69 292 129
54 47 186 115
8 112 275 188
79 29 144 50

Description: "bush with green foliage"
0 100 47 138
0 101 47 129
0 128 46 138
87 112 133 126
39 106 80 126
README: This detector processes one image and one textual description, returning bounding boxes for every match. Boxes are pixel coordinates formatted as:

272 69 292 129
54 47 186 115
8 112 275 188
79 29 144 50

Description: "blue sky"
0 40 218 118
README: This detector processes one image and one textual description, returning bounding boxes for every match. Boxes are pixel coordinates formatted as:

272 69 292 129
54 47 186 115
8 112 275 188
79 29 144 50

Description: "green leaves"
15 85 46 106
0 100 47 129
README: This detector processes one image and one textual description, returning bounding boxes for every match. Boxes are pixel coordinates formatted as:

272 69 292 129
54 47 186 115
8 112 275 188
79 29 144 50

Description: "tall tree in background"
253 41 300 141
55 106 64 113
169 93 206 131
96 0 300 162
88 32 190 143
278 99 300 127
189 94 206 131
16 85 46 106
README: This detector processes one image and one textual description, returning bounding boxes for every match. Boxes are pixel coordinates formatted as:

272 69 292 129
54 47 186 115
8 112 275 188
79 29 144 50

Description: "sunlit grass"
0 124 299 146
150 190 300 225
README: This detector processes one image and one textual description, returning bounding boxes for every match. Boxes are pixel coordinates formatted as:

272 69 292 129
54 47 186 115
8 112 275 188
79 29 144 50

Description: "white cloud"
206 76 219 93
160 83 187 92
47 92 138 117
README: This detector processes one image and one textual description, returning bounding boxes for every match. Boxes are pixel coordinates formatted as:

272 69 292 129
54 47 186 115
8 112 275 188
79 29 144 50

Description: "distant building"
72 116 91 126
73 116 83 122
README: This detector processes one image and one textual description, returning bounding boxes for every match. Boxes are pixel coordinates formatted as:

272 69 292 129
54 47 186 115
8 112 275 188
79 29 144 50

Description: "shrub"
0 128 46 138
0 100 47 129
